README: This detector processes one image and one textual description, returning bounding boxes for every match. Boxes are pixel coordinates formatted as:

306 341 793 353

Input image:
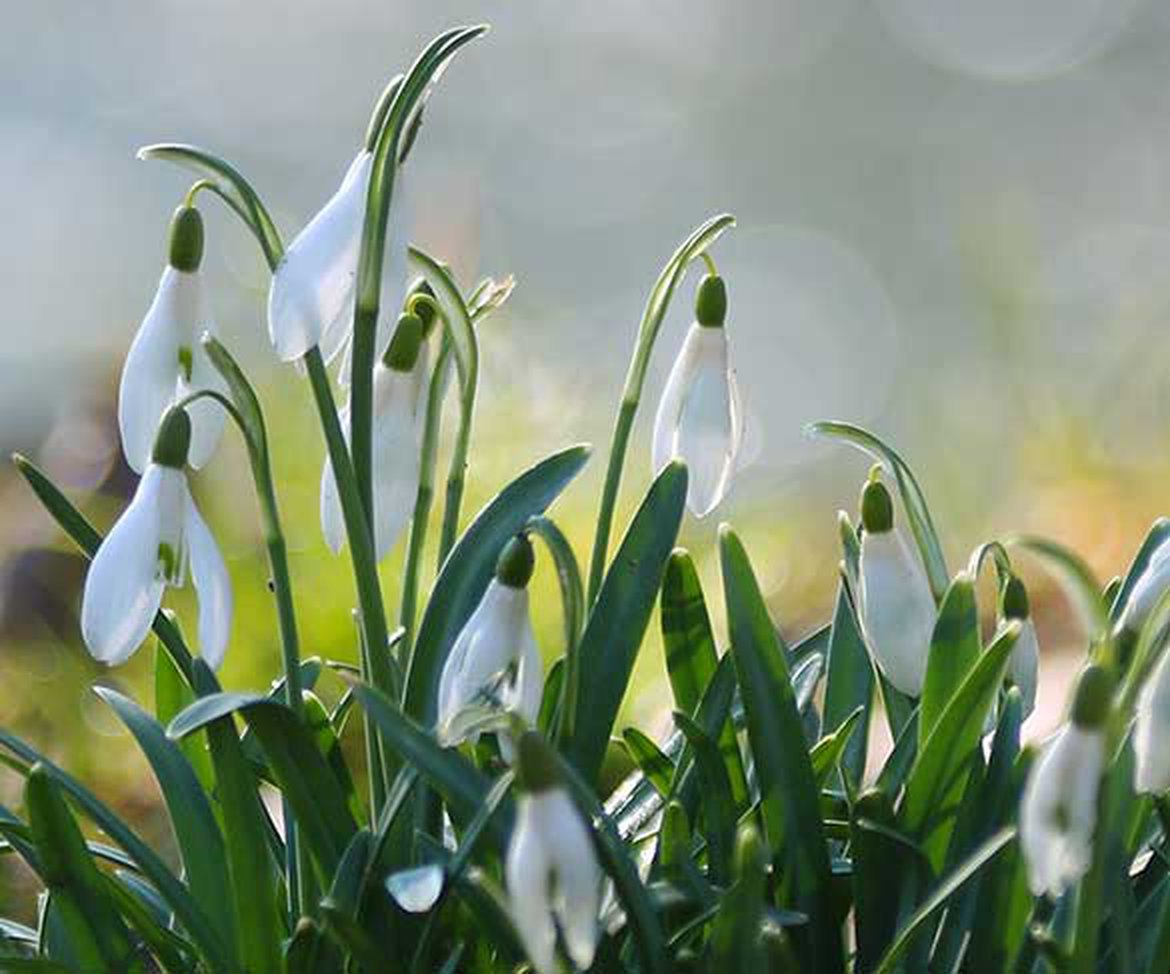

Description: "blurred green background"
5 0 1170 914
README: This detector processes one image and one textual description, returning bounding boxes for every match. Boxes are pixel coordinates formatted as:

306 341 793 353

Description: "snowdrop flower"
320 310 431 560
118 205 226 474
81 408 231 669
1134 648 1170 794
857 478 937 697
1020 665 1111 897
651 274 743 517
1116 538 1170 639
267 150 409 367
437 535 543 752
506 731 601 974
1001 574 1039 719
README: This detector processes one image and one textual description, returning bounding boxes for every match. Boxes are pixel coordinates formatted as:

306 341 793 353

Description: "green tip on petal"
514 731 561 793
1070 664 1114 729
1001 574 1030 621
168 205 204 272
151 408 192 469
495 533 535 589
860 479 894 534
695 274 727 328
383 313 425 371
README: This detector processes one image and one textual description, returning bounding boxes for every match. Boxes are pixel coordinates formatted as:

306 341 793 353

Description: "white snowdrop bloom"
319 312 430 560
651 275 743 517
506 733 602 974
1116 538 1170 636
1001 574 1039 719
1134 648 1170 794
436 535 543 752
81 409 231 669
858 479 936 697
118 205 226 474
1020 665 1111 897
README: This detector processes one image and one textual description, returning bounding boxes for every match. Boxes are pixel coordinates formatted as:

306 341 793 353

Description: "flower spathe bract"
651 275 743 518
118 207 226 474
267 151 372 362
506 787 602 974
81 417 231 668
436 540 543 751
319 339 427 560
857 482 936 697
1134 648 1170 794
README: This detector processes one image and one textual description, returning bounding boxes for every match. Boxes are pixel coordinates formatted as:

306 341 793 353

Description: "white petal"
540 790 601 970
651 323 702 477
506 798 557 974
1135 649 1170 794
514 626 545 728
183 323 228 470
319 456 346 555
185 490 232 670
1119 543 1170 634
267 152 372 362
81 467 167 664
1020 724 1103 896
1010 619 1040 719
118 268 196 474
859 530 936 697
370 367 421 560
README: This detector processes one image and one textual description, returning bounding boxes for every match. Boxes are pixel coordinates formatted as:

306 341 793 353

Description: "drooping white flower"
436 535 543 750
81 409 231 669
857 479 936 697
1116 538 1170 636
506 733 602 974
651 274 743 517
267 150 410 366
1020 665 1111 897
118 205 226 474
320 312 430 560
1001 574 1039 719
1134 648 1170 794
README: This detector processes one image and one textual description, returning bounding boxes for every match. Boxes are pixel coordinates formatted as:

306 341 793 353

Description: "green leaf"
851 789 903 970
873 827 1017 974
404 445 590 726
822 577 872 790
809 421 949 599
0 731 232 972
810 707 864 787
24 765 136 971
94 687 236 963
919 572 980 747
1007 535 1108 643
566 461 688 785
673 713 736 887
526 514 585 653
154 645 213 795
900 622 1019 873
661 548 719 717
104 871 196 973
352 683 511 846
621 729 674 797
136 143 283 269
169 693 357 885
719 525 844 973
708 826 768 972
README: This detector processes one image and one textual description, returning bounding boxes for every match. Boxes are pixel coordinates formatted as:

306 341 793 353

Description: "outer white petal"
1020 724 1103 896
506 797 557 974
1134 649 1170 794
651 324 703 476
859 530 936 697
185 489 232 670
80 466 167 665
118 267 193 473
436 582 533 736
1119 544 1170 634
370 367 421 560
539 789 601 970
319 403 351 554
1010 619 1040 719
267 152 372 362
184 322 228 470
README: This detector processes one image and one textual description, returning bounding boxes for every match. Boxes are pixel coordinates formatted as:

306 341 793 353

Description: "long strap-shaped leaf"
720 525 844 974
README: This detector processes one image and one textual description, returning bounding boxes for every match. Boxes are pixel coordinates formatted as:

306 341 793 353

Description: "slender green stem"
587 398 638 603
399 339 451 662
437 397 474 566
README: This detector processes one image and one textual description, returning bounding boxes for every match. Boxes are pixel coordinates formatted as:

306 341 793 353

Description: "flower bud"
151 408 192 469
168 205 204 272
